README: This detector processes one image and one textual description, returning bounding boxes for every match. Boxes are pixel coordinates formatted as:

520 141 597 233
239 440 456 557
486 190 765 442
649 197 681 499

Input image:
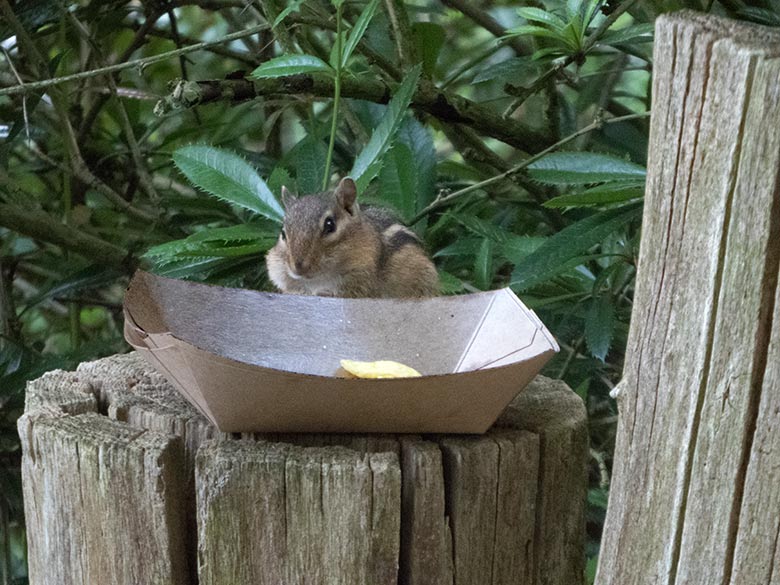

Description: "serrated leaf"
249 54 334 79
501 236 546 264
291 137 328 194
150 256 247 280
144 225 274 262
585 295 615 362
517 7 568 31
527 152 646 185
342 0 380 67
510 202 642 290
474 238 494 290
398 116 436 212
412 22 446 77
186 224 272 243
267 166 294 199
173 145 284 222
544 184 645 208
351 65 422 192
177 242 270 257
378 143 417 221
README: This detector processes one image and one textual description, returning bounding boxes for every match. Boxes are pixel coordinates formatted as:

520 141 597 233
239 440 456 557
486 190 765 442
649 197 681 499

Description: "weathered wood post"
19 352 587 585
597 13 780 585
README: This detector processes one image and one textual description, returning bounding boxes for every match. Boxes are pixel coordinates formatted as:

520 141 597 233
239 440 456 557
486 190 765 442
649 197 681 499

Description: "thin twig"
78 10 163 140
383 0 418 68
0 23 273 98
0 202 131 268
67 12 162 203
0 46 30 141
410 111 650 224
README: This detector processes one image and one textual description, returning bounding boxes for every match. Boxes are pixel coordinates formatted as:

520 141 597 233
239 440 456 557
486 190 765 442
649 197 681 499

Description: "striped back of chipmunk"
363 208 425 256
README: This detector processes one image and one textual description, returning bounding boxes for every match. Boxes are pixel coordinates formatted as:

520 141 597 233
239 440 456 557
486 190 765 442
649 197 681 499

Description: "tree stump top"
20 352 587 585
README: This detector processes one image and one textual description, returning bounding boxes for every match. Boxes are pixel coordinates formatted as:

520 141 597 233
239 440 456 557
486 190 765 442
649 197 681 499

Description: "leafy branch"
410 111 650 224
155 74 549 152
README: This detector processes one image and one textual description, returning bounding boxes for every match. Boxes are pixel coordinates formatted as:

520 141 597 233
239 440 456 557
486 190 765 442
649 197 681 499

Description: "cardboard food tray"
123 270 559 433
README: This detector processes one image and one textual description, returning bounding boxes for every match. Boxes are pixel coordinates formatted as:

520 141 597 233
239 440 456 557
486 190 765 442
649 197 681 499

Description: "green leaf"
474 238 494 290
19 265 121 315
517 7 568 31
412 22 446 77
144 225 275 262
504 25 568 43
449 213 512 243
527 152 646 185
501 236 546 264
151 256 250 280
581 0 603 29
272 0 304 28
438 270 465 294
329 31 347 70
249 54 334 79
267 166 294 199
585 295 615 362
472 57 540 84
342 0 381 67
173 145 284 222
599 23 654 46
544 184 645 208
378 143 417 221
737 6 780 26
510 202 642 290
350 64 422 192
532 47 568 61
290 137 328 194
400 117 437 213
186 224 273 243
434 237 484 258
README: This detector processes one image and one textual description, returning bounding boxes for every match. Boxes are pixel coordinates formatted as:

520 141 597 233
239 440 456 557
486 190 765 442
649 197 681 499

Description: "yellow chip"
339 359 422 379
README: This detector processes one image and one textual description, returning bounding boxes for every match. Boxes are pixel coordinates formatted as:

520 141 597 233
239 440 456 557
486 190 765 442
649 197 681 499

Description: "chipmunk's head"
273 177 362 280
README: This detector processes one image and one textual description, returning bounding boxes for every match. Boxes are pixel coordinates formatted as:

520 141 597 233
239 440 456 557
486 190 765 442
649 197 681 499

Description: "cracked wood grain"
596 12 780 585
20 353 587 585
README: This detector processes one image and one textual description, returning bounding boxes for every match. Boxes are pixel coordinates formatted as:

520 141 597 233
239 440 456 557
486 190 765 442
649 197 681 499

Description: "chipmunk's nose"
293 259 309 275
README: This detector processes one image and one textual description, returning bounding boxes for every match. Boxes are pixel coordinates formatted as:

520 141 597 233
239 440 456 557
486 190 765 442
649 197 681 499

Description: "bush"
1 0 772 581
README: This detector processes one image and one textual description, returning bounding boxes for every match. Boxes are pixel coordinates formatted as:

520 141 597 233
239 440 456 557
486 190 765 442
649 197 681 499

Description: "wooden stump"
19 352 587 585
596 13 780 585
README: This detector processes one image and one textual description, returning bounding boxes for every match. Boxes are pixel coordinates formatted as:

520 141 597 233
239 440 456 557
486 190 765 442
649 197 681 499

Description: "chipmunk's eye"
280 228 286 241
323 216 336 235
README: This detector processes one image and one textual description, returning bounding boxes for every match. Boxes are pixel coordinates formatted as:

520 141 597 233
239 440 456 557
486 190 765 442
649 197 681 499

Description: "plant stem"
322 3 343 190
410 111 650 224
69 303 81 350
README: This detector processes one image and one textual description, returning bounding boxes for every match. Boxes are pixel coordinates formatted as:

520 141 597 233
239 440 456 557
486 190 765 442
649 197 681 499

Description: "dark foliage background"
0 0 775 582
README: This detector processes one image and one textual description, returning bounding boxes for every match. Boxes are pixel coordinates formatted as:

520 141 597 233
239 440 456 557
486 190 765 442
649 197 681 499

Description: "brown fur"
266 178 439 298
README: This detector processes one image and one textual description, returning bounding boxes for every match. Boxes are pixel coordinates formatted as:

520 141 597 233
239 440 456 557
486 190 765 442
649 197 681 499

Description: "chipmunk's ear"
280 186 295 209
334 177 357 214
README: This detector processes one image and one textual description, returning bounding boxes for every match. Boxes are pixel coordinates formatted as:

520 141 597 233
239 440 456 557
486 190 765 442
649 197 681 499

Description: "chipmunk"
265 177 439 298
